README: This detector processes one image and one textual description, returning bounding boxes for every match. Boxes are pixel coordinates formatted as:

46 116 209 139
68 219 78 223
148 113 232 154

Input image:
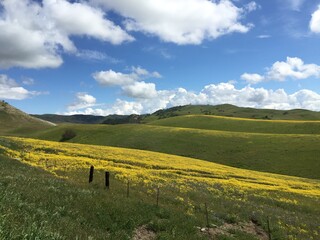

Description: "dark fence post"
89 166 94 183
105 171 110 189
127 180 130 198
156 187 160 207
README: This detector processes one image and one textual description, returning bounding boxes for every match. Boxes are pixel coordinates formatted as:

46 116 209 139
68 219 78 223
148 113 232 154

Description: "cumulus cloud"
0 0 133 69
67 92 97 111
267 57 320 80
93 66 161 99
122 81 157 99
0 74 40 100
93 70 136 86
310 5 320 33
241 73 265 84
64 82 320 115
241 57 320 84
91 0 254 45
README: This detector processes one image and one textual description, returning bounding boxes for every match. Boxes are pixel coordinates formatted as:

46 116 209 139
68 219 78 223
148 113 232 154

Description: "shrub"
60 129 76 142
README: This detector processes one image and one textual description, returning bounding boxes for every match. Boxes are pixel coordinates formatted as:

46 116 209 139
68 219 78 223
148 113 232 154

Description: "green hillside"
0 101 55 135
32 123 320 179
142 104 320 122
149 115 320 134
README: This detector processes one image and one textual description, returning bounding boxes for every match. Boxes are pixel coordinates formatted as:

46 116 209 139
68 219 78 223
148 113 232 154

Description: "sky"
1 0 320 115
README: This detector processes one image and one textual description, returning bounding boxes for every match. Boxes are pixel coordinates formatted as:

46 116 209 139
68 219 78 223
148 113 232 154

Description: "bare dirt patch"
198 221 269 240
132 225 156 240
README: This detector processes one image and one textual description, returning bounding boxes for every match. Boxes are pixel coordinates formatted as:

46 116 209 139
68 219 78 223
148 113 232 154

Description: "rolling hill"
0 136 319 239
32 123 320 179
0 101 55 135
142 104 320 121
148 115 320 134
1 104 320 239
2 102 320 179
33 104 320 124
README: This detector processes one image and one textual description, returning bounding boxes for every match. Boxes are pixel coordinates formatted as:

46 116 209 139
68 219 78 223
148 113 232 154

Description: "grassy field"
0 155 204 239
2 103 320 238
0 136 319 239
31 123 320 180
148 115 320 134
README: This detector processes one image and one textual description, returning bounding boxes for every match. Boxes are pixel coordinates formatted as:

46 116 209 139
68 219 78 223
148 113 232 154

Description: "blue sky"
1 0 320 115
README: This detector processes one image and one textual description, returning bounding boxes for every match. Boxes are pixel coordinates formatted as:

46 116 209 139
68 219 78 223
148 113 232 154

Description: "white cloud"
93 66 161 87
244 2 260 13
75 50 120 63
287 0 305 11
122 81 157 99
93 66 161 99
66 99 144 115
267 57 320 81
67 92 97 111
44 0 133 44
131 66 162 79
0 74 40 100
91 0 254 45
241 57 320 84
241 73 265 84
0 0 133 69
64 82 320 115
310 5 320 33
22 77 35 85
93 70 135 86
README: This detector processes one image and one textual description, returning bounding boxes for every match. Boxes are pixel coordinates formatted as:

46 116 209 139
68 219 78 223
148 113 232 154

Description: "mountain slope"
0 101 55 135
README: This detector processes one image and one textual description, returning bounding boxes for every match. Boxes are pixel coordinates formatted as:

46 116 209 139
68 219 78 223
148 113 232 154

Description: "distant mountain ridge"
31 114 106 124
33 104 320 124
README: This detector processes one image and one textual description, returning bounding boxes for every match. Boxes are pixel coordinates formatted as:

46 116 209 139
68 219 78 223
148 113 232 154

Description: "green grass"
0 155 207 240
31 123 320 180
149 115 320 134
1 152 319 240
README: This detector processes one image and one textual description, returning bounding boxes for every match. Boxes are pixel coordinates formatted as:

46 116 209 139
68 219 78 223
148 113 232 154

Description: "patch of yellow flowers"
0 136 319 198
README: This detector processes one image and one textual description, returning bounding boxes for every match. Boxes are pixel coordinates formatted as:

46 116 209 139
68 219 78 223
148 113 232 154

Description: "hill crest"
0 101 55 135
32 104 320 124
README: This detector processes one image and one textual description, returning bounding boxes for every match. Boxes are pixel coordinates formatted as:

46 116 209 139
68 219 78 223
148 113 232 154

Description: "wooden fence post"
156 187 160 207
89 166 94 183
127 180 130 198
105 171 110 189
